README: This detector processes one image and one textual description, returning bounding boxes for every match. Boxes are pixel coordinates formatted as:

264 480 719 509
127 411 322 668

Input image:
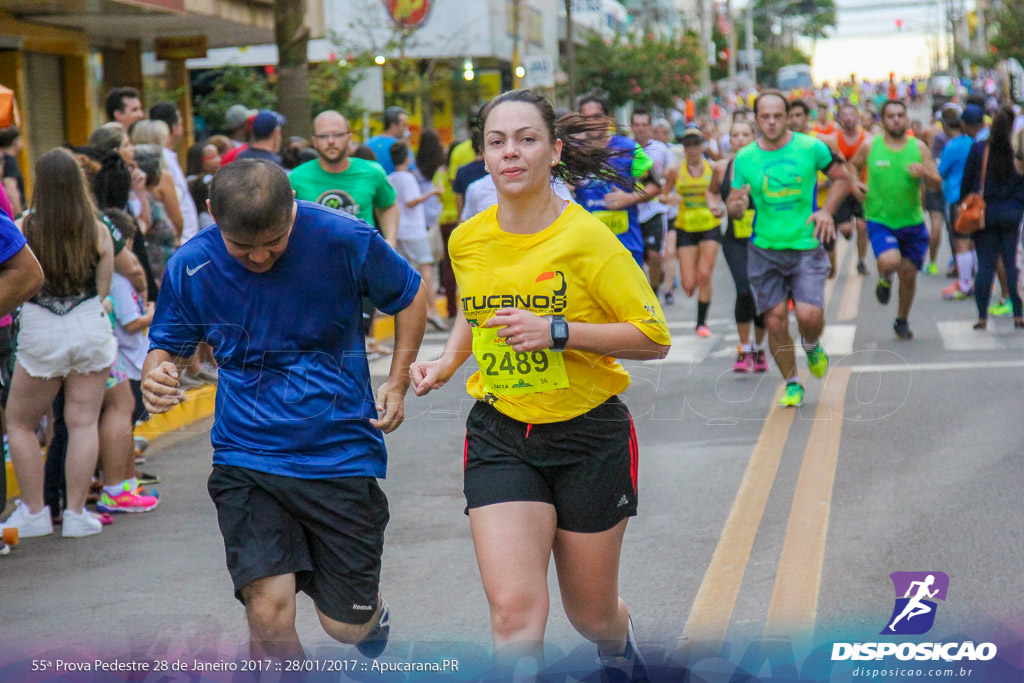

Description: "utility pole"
727 0 737 80
513 0 522 89
974 0 987 54
565 0 576 105
746 1 756 85
702 0 713 92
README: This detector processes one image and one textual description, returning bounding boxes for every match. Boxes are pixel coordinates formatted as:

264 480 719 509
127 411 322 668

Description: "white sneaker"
62 508 102 538
2 500 53 538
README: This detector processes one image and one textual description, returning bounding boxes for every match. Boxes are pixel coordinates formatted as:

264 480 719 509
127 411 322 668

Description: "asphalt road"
4 222 1023 680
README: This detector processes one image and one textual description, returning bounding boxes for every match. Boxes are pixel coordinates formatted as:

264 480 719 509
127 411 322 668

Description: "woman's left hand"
484 308 553 352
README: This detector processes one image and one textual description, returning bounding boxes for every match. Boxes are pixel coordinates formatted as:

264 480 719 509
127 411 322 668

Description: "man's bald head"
312 110 353 165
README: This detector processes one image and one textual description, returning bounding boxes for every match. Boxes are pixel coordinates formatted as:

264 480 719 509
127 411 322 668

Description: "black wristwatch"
549 315 569 351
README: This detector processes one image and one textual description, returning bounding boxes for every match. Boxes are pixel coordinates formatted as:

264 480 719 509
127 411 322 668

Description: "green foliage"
308 61 366 122
142 77 187 109
193 65 277 135
573 30 702 109
991 3 1024 64
751 0 837 43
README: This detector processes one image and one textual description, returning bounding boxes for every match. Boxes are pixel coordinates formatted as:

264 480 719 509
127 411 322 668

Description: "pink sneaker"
753 349 769 372
696 325 712 338
733 349 754 373
96 484 160 513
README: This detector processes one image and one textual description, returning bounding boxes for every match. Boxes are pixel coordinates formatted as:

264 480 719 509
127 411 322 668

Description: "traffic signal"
895 18 903 30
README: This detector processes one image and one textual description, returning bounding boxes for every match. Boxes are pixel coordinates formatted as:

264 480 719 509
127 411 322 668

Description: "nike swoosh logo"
186 261 211 276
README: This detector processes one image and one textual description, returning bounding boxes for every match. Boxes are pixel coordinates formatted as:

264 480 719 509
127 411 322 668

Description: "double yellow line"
681 238 857 643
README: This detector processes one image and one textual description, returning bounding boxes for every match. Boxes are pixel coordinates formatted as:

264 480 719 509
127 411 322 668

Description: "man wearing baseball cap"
237 110 286 166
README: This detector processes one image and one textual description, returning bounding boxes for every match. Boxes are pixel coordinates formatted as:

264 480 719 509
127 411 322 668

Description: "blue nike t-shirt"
148 200 421 479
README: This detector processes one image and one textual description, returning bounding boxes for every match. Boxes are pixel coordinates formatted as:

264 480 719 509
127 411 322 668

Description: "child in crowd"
387 142 446 330
96 209 158 513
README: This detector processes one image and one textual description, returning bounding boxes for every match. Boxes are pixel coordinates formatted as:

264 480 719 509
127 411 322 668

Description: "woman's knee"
563 599 619 638
488 588 549 638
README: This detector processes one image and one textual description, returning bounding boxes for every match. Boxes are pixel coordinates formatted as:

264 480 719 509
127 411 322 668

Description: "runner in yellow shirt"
410 88 671 682
673 126 723 336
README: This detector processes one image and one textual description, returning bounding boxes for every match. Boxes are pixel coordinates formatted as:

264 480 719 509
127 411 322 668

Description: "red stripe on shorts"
628 415 638 492
463 430 469 471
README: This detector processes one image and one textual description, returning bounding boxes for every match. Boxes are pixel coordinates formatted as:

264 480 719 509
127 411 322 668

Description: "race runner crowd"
1 75 1023 680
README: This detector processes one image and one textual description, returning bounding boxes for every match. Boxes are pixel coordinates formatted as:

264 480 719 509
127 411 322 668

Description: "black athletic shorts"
463 396 638 533
924 189 946 213
672 226 722 248
834 194 864 225
207 465 389 624
641 214 666 253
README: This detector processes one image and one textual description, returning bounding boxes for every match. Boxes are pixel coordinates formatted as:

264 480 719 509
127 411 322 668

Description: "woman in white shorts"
3 148 116 538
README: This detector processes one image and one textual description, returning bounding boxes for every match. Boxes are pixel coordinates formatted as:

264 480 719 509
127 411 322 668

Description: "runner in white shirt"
631 109 674 293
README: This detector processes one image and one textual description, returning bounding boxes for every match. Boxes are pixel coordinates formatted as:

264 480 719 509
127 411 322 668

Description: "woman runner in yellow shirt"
672 126 723 336
411 89 671 681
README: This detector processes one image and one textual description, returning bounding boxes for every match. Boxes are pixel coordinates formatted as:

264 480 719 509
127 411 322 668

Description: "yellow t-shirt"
434 167 459 226
810 130 831 209
674 158 718 232
449 203 671 424
447 139 475 184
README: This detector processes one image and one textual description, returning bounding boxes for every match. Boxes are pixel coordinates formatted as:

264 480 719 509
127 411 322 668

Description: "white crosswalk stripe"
937 321 1024 351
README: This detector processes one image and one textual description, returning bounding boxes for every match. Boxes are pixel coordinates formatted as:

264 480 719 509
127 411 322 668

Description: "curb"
5 385 217 502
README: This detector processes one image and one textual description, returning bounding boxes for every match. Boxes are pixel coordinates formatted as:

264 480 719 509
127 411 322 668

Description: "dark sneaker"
664 289 675 306
356 599 390 659
893 318 913 340
856 261 869 275
875 277 892 305
598 617 649 682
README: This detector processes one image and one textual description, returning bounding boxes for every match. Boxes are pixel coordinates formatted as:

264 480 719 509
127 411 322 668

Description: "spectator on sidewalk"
237 110 285 167
105 87 145 129
0 126 25 216
149 103 201 243
367 106 414 175
3 148 116 539
387 141 445 331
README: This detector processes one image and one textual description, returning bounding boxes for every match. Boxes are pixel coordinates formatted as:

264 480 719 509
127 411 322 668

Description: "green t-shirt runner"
289 157 396 228
863 137 925 229
732 132 834 251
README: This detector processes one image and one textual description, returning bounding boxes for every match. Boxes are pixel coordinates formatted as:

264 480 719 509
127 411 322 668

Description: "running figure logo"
881 571 949 635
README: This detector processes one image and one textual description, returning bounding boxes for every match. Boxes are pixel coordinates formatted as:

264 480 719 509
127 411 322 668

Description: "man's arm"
822 160 851 215
141 348 191 414
849 142 871 202
0 245 43 317
913 140 943 191
374 202 400 247
370 281 428 434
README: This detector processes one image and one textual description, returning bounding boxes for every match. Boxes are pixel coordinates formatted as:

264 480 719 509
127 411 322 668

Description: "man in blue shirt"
366 106 414 175
571 91 661 266
0 211 43 317
141 160 427 660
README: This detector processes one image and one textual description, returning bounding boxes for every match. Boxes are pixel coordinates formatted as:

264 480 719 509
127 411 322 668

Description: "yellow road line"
680 238 850 642
763 366 852 636
838 241 863 322
681 387 796 642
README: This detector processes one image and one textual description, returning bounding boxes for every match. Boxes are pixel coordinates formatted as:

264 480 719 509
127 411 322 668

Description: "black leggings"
722 237 766 328
973 213 1023 319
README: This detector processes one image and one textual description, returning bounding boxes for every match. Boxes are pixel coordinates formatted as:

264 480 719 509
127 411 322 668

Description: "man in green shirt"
290 110 398 245
729 91 851 408
850 99 941 340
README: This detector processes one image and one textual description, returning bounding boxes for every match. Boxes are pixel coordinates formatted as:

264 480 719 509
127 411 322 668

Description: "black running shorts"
641 214 666 253
463 396 638 533
207 465 388 624
673 226 723 248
